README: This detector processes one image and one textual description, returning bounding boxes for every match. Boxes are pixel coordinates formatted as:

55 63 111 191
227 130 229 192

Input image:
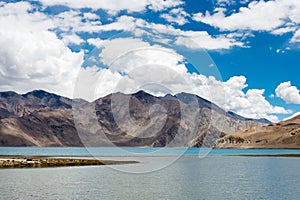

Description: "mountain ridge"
0 90 267 147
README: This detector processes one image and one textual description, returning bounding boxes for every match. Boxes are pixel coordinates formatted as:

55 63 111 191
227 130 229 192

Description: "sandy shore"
0 155 138 169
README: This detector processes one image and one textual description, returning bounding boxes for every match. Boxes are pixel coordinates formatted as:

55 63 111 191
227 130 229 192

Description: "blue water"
1 148 300 200
0 147 300 157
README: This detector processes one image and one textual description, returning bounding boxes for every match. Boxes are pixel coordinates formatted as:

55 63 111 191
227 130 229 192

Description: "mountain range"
0 90 269 147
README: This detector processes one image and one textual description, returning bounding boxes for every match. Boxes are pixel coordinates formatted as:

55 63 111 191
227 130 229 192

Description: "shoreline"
0 155 139 169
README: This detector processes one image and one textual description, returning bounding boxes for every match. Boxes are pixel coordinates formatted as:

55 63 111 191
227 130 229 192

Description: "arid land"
0 155 138 169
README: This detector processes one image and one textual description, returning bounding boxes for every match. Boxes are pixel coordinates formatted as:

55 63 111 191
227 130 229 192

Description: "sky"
0 0 299 122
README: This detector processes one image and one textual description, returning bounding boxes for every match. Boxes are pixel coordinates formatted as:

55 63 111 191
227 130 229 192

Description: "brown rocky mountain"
0 90 80 119
215 114 300 149
0 108 81 146
0 90 267 147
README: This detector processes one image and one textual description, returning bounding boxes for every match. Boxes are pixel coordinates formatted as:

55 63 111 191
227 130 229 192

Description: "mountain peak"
132 90 153 97
23 90 57 98
0 91 20 98
132 90 157 104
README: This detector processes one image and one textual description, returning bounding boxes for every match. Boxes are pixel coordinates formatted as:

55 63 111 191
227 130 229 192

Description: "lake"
0 147 300 200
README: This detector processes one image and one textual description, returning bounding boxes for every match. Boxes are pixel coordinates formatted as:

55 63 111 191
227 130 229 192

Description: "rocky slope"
0 90 267 147
215 114 300 149
0 90 88 119
0 108 82 146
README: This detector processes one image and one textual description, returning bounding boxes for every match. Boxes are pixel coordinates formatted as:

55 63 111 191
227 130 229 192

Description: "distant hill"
215 114 300 149
0 90 265 147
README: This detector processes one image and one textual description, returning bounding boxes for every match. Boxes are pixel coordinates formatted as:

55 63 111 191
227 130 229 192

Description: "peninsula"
0 156 138 169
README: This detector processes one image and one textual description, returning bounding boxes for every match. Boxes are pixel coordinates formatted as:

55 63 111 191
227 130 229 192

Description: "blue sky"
0 0 299 122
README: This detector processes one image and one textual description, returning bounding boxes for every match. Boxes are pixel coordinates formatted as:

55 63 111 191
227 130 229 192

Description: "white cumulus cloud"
193 0 300 44
160 8 190 25
39 0 183 13
134 17 244 49
0 1 84 98
276 81 300 104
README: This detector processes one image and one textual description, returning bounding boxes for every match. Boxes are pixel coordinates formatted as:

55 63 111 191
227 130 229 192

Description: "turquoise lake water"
1 147 300 157
0 147 300 200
